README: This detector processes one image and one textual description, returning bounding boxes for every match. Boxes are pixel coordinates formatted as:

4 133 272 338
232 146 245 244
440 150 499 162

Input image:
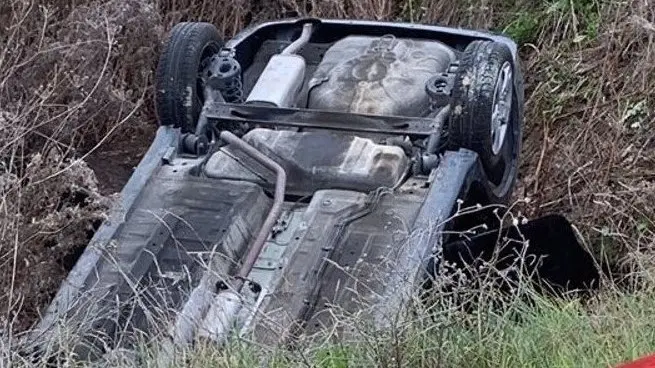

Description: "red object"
616 354 655 368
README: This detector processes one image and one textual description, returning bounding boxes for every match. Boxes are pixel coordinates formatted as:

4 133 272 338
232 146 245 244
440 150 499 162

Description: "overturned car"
28 17 597 361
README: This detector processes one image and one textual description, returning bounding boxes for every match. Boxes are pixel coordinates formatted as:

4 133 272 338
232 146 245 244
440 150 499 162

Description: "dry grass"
511 0 655 276
10 241 652 367
0 0 161 333
0 0 655 364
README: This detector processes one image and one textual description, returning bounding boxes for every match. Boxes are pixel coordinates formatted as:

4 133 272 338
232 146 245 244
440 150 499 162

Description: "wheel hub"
491 61 513 155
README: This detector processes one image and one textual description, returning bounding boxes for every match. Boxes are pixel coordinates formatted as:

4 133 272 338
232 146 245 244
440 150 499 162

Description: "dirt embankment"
1 0 654 334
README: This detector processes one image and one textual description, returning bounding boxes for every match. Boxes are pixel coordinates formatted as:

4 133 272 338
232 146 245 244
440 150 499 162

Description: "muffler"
245 23 314 108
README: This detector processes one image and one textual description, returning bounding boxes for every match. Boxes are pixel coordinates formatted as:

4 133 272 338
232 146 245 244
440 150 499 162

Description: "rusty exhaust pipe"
218 131 287 292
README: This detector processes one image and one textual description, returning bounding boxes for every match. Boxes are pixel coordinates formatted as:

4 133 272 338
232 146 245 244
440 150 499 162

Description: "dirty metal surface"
204 128 410 195
206 101 439 138
241 179 428 345
242 190 369 345
308 35 456 117
242 40 331 107
57 161 272 351
373 149 479 327
304 181 428 336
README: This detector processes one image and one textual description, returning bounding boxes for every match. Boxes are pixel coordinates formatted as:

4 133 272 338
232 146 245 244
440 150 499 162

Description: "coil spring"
219 72 244 103
212 49 244 103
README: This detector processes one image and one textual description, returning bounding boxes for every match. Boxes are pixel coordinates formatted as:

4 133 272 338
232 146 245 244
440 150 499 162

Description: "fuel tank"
204 128 409 194
307 35 456 116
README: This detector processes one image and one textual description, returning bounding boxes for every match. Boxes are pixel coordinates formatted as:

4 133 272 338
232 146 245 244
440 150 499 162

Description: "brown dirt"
85 126 157 195
1 0 654 336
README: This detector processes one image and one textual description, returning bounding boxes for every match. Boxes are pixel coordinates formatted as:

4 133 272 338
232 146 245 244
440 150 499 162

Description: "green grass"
502 11 542 45
25 283 652 367
498 0 600 45
128 284 655 368
437 292 655 368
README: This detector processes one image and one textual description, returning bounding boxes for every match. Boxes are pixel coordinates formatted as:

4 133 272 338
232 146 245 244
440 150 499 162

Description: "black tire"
155 22 223 133
448 40 522 204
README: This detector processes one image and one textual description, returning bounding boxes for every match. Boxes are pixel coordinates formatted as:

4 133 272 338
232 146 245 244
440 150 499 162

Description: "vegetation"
174 286 655 368
1 0 655 366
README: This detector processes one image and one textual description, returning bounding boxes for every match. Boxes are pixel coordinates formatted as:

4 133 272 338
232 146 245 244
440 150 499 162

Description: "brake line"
218 131 287 293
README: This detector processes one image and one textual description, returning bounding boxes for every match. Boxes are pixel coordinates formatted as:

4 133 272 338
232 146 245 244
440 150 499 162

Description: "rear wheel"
448 40 521 204
155 22 223 134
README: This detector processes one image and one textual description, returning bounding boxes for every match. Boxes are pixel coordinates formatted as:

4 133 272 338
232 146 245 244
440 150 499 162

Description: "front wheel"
447 40 522 204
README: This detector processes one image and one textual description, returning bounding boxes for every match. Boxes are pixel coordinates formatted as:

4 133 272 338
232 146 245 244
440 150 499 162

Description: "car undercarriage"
25 18 598 363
